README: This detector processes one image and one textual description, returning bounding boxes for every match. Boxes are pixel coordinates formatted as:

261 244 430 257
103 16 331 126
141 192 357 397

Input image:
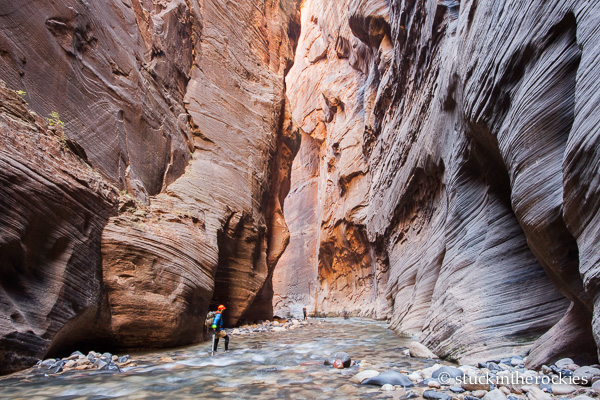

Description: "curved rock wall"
0 83 118 374
273 0 600 364
0 0 300 370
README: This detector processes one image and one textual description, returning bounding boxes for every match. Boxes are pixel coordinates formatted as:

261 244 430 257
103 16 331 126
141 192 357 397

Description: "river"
0 318 443 399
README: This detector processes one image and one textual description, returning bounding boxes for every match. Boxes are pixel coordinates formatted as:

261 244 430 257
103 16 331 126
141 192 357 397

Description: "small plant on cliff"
46 111 64 128
15 90 26 98
46 111 68 150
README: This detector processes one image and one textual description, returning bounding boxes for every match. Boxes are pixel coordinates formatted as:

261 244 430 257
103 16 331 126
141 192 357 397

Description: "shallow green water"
0 318 441 399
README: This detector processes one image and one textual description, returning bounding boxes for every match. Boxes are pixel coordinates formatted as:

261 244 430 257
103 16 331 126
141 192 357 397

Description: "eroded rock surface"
0 82 118 374
0 0 300 367
273 0 600 364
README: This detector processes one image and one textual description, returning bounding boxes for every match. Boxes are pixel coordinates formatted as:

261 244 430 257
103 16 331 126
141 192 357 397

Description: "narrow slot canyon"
1 0 600 398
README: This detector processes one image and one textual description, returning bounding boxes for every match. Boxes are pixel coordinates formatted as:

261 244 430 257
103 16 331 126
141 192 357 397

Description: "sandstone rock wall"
0 82 118 374
0 0 300 369
274 0 600 364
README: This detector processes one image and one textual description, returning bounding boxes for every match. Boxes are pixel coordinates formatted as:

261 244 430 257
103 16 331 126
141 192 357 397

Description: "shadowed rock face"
0 83 118 374
273 0 600 364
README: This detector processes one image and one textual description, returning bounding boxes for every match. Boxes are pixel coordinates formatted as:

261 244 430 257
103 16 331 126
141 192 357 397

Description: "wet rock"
362 370 415 387
574 366 600 385
117 355 130 363
433 366 465 380
422 364 445 380
429 380 442 388
451 386 466 393
101 363 121 372
325 352 351 368
93 359 108 369
408 372 423 382
409 342 439 359
333 360 345 369
159 356 175 363
423 390 452 400
351 370 380 384
483 389 507 400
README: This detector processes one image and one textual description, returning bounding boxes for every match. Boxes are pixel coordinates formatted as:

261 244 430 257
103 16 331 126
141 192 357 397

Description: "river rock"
362 370 415 387
522 386 551 400
574 366 600 385
351 370 380 384
422 364 445 380
571 396 595 400
592 380 600 392
555 358 575 369
550 384 577 395
409 342 439 359
429 380 442 388
424 390 452 400
433 366 465 380
325 352 351 368
483 389 508 400
462 379 491 392
333 360 344 369
382 384 395 391
408 372 423 382
511 357 524 367
472 390 489 398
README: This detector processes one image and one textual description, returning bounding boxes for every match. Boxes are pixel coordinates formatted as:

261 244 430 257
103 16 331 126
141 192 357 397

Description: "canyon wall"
1 0 600 374
0 0 299 373
273 0 600 365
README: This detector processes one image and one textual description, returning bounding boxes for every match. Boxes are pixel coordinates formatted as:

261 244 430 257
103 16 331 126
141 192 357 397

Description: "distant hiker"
303 307 307 320
211 305 229 352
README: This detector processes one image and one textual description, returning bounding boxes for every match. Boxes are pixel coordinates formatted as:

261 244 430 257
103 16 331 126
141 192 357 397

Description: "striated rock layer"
0 0 300 369
273 0 600 364
0 83 118 374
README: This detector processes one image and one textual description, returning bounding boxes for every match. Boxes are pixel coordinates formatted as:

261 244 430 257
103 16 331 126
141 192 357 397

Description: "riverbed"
0 318 442 399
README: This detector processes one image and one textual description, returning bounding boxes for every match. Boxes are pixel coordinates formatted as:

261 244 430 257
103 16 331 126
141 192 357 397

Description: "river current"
0 318 443 399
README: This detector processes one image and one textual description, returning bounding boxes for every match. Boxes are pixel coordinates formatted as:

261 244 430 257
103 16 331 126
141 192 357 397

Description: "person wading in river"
211 305 229 352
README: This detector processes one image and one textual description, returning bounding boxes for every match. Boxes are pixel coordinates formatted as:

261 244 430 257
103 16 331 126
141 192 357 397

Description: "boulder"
362 371 415 387
350 370 380 384
574 366 600 385
409 342 439 359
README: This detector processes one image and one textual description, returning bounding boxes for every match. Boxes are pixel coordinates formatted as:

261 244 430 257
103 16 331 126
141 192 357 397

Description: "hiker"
303 306 307 320
211 304 229 352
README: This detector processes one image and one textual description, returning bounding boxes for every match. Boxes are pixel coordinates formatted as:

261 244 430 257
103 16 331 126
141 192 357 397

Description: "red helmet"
218 305 226 311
